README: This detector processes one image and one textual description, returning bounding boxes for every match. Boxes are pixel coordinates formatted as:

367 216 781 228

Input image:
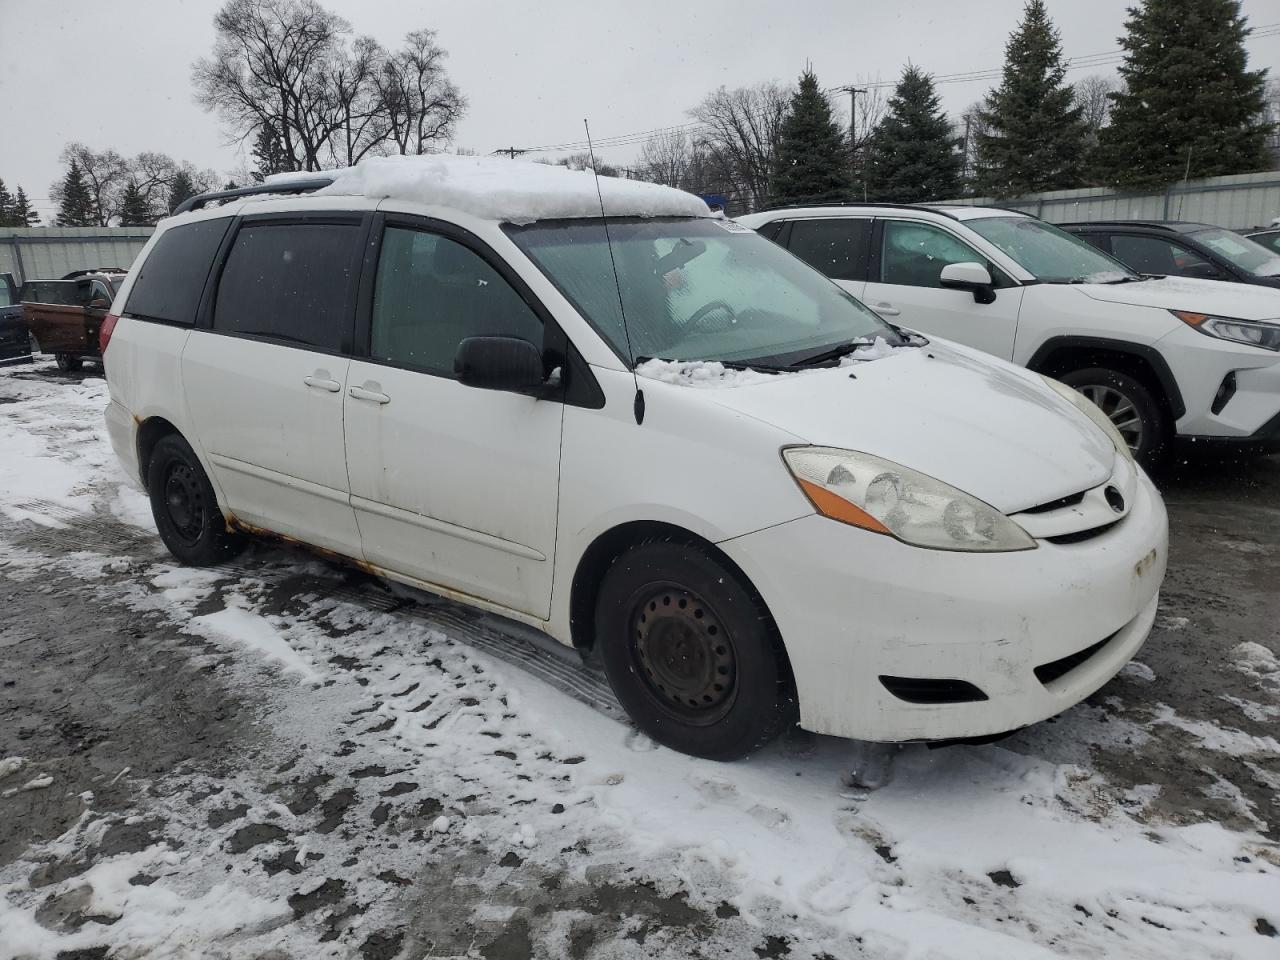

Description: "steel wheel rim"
163 461 205 544
629 584 737 725
1077 384 1144 452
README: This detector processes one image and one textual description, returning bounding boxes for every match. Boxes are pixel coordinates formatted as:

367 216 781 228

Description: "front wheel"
595 541 795 760
55 353 83 372
147 434 245 565
1060 367 1169 468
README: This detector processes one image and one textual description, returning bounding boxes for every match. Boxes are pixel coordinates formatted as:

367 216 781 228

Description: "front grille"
1020 490 1087 514
1034 632 1118 686
1045 520 1120 545
879 675 989 704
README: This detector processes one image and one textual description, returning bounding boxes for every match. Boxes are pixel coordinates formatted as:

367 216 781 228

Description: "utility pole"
493 147 527 160
839 86 868 201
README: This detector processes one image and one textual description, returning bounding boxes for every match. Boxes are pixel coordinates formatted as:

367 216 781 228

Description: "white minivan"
738 205 1280 467
102 156 1167 759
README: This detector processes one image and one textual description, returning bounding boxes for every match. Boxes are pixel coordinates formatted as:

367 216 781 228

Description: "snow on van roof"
273 154 711 225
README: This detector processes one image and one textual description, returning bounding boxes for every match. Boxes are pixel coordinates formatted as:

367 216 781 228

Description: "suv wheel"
147 434 245 565
55 353 83 372
594 540 795 760
1060 367 1168 467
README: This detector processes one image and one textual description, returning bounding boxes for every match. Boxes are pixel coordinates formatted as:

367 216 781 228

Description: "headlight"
1171 310 1280 351
1040 375 1134 464
782 447 1036 552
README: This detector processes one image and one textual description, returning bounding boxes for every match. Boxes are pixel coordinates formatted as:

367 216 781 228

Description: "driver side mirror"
939 262 997 305
455 335 550 396
88 297 110 310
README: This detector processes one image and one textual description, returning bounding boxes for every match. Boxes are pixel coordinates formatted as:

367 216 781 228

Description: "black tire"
1060 367 1169 468
594 540 795 760
147 434 245 566
55 353 83 372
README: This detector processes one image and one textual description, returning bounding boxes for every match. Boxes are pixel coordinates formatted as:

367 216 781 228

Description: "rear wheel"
595 541 794 760
147 434 245 565
1060 367 1169 468
55 353 83 372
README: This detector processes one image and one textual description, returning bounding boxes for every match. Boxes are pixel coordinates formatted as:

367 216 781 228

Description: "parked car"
0 272 32 365
22 272 125 371
1060 220 1280 289
1245 228 1280 256
102 158 1167 760
738 204 1280 466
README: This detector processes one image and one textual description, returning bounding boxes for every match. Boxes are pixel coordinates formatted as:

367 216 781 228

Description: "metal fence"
0 227 154 285
942 170 1280 231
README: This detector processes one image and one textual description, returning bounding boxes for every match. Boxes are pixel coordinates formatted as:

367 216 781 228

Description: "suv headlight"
782 447 1036 552
1040 375 1134 464
1171 310 1280 351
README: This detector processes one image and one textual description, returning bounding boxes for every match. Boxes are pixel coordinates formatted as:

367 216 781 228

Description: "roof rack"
756 200 963 221
172 177 336 215
928 202 1041 220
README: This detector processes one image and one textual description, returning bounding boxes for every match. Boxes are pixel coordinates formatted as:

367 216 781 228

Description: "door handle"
349 385 391 405
303 374 341 392
874 302 901 316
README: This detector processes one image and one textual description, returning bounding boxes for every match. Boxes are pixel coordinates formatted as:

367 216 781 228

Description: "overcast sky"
2 0 1277 221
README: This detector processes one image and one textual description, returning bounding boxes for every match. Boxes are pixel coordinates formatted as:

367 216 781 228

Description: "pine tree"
118 181 154 226
865 66 962 203
251 122 292 182
1098 0 1271 188
771 68 853 205
56 160 97 226
167 170 197 214
12 187 38 226
0 178 13 227
974 0 1089 197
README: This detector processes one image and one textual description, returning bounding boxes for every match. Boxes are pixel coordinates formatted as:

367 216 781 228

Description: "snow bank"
298 154 710 224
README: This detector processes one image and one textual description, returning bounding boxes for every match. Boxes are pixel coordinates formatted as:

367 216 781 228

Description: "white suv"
101 156 1166 759
738 205 1280 466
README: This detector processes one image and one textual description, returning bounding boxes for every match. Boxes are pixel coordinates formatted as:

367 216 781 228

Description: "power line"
508 21 1280 158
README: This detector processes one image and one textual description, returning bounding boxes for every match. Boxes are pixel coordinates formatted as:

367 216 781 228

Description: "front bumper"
719 470 1168 742
1157 324 1280 443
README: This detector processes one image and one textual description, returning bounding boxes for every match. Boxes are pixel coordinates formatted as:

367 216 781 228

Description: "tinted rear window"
125 219 230 324
213 222 359 352
787 218 871 281
21 281 78 306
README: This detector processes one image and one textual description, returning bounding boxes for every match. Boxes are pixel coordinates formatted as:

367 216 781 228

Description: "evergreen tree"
251 122 292 182
974 0 1089 197
56 160 97 226
0 178 13 226
12 187 39 226
771 68 853 205
118 181 154 226
865 66 961 203
1098 0 1271 187
167 170 198 214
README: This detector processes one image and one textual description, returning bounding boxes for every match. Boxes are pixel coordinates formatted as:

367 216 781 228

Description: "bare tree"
53 143 128 226
689 82 792 210
375 29 466 157
50 145 219 225
1075 74 1117 144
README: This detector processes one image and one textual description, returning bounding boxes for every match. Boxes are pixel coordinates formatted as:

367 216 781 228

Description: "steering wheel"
686 299 738 332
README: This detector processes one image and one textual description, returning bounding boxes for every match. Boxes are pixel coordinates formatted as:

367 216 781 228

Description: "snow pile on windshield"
293 154 711 224
837 336 905 363
635 359 783 387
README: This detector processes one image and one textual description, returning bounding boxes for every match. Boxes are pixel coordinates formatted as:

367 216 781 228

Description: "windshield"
966 216 1136 283
1191 228 1280 277
506 218 896 366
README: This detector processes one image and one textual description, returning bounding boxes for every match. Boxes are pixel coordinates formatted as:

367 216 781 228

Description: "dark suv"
0 272 32 365
1060 221 1280 289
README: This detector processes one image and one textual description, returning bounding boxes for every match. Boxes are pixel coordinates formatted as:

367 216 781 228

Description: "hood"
690 341 1116 514
1073 275 1280 320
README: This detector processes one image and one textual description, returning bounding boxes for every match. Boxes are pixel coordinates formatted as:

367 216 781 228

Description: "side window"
125 219 230 325
787 219 871 281
90 281 111 304
1111 234 1216 278
370 226 542 375
880 220 994 288
755 220 786 242
214 222 360 351
1077 233 1112 255
74 281 95 306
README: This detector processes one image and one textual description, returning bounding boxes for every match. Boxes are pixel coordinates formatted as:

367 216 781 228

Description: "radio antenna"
584 119 644 425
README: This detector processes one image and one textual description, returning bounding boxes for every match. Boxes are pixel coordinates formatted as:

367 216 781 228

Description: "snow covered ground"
1 360 1278 959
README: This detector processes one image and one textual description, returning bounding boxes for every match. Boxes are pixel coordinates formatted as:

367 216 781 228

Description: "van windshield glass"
966 216 1137 284
506 218 896 366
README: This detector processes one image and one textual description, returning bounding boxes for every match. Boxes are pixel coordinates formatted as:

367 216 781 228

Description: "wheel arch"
135 416 184 492
1025 337 1185 421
